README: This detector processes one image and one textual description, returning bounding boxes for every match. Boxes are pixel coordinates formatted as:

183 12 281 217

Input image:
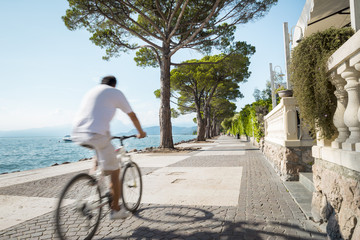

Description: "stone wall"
262 140 313 181
250 137 261 148
311 158 360 240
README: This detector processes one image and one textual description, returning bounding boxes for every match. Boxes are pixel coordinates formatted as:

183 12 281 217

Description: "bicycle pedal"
88 179 97 186
105 192 113 204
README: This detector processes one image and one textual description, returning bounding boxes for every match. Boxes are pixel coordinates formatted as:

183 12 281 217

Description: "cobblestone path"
0 136 326 239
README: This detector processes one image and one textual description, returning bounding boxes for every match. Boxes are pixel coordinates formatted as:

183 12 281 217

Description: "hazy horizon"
0 125 197 137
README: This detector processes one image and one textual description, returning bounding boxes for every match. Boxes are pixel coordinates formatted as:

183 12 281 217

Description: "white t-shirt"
72 84 133 135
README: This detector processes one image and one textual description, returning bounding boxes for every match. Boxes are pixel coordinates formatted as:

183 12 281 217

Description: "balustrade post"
355 62 360 152
264 118 268 137
283 98 297 140
330 72 349 148
341 65 360 151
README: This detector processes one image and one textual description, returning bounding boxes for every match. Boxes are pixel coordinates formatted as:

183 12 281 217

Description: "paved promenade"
0 135 326 239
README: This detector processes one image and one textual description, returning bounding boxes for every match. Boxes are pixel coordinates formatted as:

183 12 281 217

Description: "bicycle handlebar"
112 135 137 141
112 135 137 146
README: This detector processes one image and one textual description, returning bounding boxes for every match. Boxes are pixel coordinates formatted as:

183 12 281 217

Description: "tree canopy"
63 0 278 148
222 80 272 142
168 43 254 140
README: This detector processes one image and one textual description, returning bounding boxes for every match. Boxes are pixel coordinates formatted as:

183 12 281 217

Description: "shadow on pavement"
101 205 326 240
133 205 215 224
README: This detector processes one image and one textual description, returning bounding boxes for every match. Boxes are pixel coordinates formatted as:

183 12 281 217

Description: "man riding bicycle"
72 75 146 220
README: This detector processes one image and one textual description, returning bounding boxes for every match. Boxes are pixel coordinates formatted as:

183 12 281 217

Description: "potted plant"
276 86 293 98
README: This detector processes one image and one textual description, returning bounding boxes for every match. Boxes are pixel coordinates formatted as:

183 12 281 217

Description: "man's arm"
127 112 146 138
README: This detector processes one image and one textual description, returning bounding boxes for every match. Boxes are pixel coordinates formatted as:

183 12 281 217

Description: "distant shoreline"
0 137 196 175
0 125 197 138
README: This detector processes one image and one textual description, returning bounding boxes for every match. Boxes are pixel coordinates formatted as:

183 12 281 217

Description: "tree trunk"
204 85 217 139
211 115 217 137
216 123 220 136
211 122 214 137
211 113 217 137
159 46 174 149
196 110 206 141
204 104 211 139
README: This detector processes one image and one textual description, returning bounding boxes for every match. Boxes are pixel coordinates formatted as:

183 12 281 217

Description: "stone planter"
278 89 293 98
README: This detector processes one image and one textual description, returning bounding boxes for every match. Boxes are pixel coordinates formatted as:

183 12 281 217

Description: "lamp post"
269 63 285 109
350 0 360 32
283 22 291 89
283 22 304 90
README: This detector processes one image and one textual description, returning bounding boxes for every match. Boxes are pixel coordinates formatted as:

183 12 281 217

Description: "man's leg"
89 155 98 175
86 133 129 218
106 169 121 211
106 167 130 219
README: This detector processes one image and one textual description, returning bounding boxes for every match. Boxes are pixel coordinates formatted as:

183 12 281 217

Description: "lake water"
0 135 195 174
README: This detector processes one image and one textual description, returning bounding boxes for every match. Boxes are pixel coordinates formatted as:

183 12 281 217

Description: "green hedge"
222 98 271 142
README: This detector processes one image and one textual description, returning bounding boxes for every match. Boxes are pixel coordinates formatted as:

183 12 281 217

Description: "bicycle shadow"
99 205 326 240
133 205 215 223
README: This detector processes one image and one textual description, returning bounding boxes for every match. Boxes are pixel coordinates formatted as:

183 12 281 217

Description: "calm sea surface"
0 135 195 174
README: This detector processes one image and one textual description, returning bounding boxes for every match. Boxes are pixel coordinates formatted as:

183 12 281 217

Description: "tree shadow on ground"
101 205 326 240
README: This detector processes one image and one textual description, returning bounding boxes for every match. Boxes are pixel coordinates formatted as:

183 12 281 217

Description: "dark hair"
101 75 117 87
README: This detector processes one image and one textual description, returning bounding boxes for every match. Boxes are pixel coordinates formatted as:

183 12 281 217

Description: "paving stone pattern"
0 168 157 198
0 137 326 239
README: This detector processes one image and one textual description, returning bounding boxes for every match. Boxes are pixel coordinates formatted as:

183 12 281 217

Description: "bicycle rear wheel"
56 173 102 240
121 162 142 212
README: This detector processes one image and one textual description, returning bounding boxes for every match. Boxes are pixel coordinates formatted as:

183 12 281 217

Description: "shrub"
290 27 354 139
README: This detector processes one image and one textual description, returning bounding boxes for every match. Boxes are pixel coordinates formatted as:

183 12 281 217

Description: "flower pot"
277 89 293 98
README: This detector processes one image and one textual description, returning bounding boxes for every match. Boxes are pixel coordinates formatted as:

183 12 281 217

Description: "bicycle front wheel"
55 173 102 240
121 162 142 212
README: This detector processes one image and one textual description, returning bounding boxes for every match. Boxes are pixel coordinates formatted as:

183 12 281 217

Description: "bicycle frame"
56 135 140 240
91 135 138 204
113 136 142 199
96 135 141 210
113 135 137 167
115 146 140 189
115 146 131 168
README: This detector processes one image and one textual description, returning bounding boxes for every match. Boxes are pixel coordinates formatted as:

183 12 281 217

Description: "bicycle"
55 135 143 240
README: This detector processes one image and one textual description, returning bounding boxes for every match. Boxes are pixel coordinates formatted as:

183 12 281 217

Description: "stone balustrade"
263 97 314 181
312 30 360 173
311 30 360 239
264 97 313 147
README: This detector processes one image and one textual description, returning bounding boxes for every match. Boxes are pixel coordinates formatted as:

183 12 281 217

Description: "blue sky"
0 0 305 133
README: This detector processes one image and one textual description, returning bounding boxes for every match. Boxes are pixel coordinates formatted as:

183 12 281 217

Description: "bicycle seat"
80 144 94 150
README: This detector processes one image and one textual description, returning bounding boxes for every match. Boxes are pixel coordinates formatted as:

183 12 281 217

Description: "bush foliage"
222 98 271 142
290 27 354 139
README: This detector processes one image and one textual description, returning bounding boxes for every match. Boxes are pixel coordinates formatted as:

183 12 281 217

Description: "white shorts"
72 132 119 171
